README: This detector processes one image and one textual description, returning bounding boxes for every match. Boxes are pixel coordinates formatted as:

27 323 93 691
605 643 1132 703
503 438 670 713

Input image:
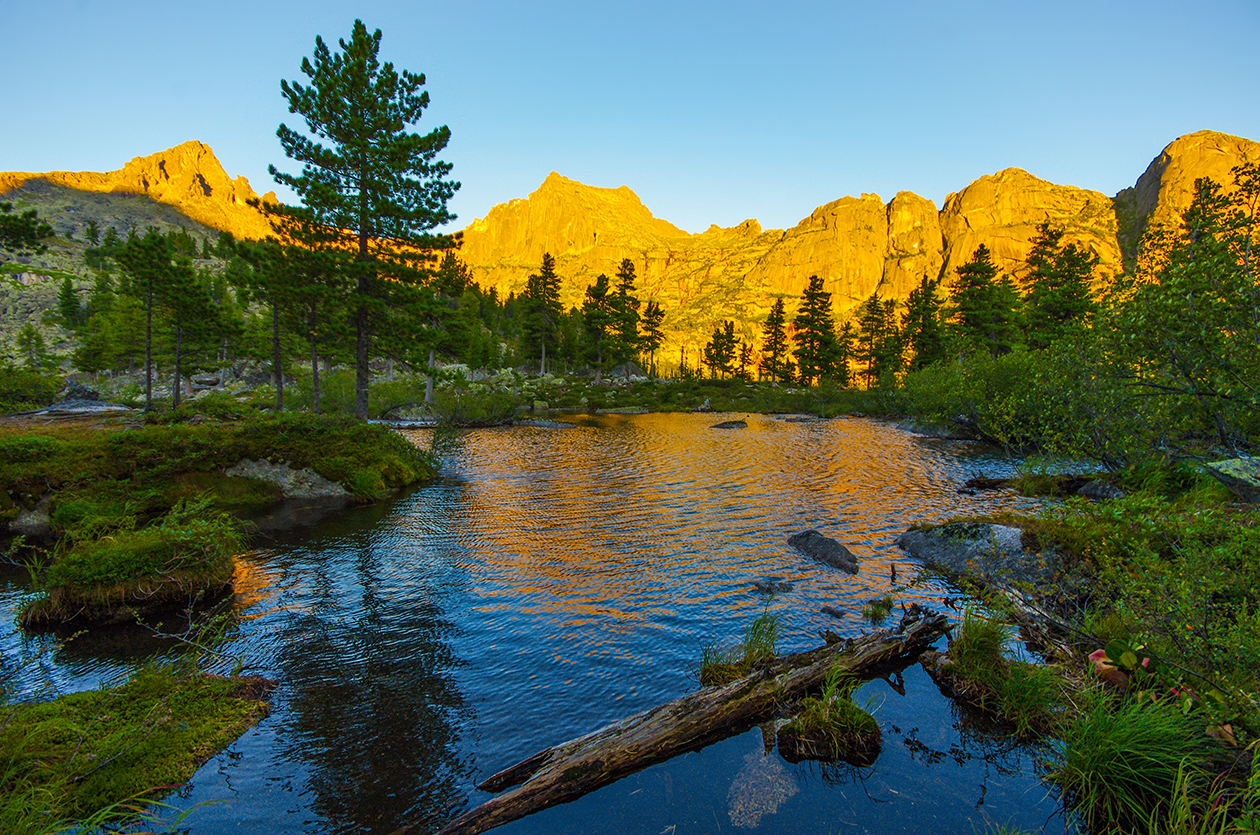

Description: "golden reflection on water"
402 413 1039 672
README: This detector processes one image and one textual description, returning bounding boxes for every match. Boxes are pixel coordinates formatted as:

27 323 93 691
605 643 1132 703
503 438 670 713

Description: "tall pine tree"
271 20 459 418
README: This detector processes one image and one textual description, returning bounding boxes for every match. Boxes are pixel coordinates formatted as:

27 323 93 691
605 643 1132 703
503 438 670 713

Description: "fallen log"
413 609 947 835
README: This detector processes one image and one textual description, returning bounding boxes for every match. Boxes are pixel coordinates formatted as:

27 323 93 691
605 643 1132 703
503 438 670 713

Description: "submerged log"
417 609 947 835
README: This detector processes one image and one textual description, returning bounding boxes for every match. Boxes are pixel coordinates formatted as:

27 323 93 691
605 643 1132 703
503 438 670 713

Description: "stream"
1 413 1071 834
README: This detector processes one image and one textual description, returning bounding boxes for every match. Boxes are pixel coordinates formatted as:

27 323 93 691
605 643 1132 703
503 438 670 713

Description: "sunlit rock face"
938 167 1123 285
1114 130 1260 266
0 141 274 240
5 131 1258 357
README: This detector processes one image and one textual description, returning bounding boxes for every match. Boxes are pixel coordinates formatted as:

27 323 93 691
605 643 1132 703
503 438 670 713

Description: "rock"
531 400 549 412
225 459 351 500
896 522 1063 589
820 605 846 619
1204 458 1260 503
191 373 221 388
788 530 859 574
711 419 747 429
938 166 1123 285
693 398 713 413
726 744 798 829
0 141 273 240
58 380 99 401
752 576 793 595
1077 478 1125 501
1114 131 1260 265
9 495 52 538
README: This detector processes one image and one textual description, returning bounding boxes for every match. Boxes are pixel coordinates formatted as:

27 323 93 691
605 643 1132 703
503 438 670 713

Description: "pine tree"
85 219 100 246
702 321 737 378
792 275 839 386
901 274 947 370
57 277 83 331
15 323 53 371
950 244 1023 357
639 301 666 379
581 273 613 382
522 253 562 373
610 258 641 379
1021 223 1099 348
271 20 458 418
760 297 789 383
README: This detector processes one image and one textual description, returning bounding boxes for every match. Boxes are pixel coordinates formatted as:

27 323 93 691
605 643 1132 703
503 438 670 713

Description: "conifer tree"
901 274 947 370
950 244 1023 357
793 275 839 386
1021 223 1098 348
702 321 737 378
271 19 458 418
581 273 613 382
610 258 641 378
760 297 789 383
522 253 562 373
639 301 666 378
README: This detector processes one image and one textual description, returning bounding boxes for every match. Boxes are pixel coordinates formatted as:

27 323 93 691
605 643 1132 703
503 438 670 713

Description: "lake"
1 413 1070 834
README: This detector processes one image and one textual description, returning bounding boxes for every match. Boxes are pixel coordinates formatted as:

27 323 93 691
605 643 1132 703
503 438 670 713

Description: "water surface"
1 413 1067 834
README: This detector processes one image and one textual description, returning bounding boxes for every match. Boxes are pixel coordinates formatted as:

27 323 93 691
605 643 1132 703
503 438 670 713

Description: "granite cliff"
0 141 275 241
4 131 1257 358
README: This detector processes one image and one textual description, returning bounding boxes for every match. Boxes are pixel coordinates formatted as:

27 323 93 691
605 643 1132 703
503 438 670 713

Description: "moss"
20 501 242 627
0 666 273 832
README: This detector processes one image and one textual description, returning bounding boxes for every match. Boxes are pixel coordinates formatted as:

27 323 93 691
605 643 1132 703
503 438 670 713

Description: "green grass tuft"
698 613 779 687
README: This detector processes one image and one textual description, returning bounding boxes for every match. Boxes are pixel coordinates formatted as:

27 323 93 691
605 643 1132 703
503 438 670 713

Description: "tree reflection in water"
274 513 473 834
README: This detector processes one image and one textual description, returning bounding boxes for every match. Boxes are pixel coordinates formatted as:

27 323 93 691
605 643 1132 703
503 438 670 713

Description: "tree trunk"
425 348 436 405
355 300 371 420
144 282 153 412
540 340 547 376
310 336 321 415
272 300 283 412
171 322 182 409
415 611 947 835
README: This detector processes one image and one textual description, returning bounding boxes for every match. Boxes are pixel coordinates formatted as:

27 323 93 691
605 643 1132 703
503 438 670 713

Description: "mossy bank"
4 411 437 625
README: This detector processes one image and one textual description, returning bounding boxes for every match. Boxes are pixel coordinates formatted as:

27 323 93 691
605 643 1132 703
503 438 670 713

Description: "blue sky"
3 0 1258 233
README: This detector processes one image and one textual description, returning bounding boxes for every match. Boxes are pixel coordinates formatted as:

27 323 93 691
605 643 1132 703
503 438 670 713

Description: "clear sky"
3 0 1258 234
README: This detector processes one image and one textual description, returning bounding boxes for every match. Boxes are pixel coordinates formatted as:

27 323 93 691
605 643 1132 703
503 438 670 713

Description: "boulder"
58 380 99 401
896 522 1063 588
1204 458 1260 503
1077 478 1125 501
788 530 859 574
9 495 52 538
225 459 351 500
712 419 747 429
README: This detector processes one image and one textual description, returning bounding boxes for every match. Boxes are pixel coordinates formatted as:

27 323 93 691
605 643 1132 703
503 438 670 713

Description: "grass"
0 664 272 834
698 612 779 686
778 664 882 765
1046 695 1229 833
933 610 1065 737
861 594 894 625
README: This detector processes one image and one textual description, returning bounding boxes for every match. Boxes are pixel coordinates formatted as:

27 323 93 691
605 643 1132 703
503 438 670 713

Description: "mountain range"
3 130 1258 358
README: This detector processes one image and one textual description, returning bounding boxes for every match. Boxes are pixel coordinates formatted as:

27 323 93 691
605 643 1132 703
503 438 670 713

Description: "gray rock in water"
896 522 1062 588
712 419 748 430
225 459 351 499
752 576 794 595
788 530 859 574
1204 458 1260 503
1078 478 1125 501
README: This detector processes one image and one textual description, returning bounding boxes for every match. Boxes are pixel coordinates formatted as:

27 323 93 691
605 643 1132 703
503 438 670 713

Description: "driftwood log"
412 609 947 835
